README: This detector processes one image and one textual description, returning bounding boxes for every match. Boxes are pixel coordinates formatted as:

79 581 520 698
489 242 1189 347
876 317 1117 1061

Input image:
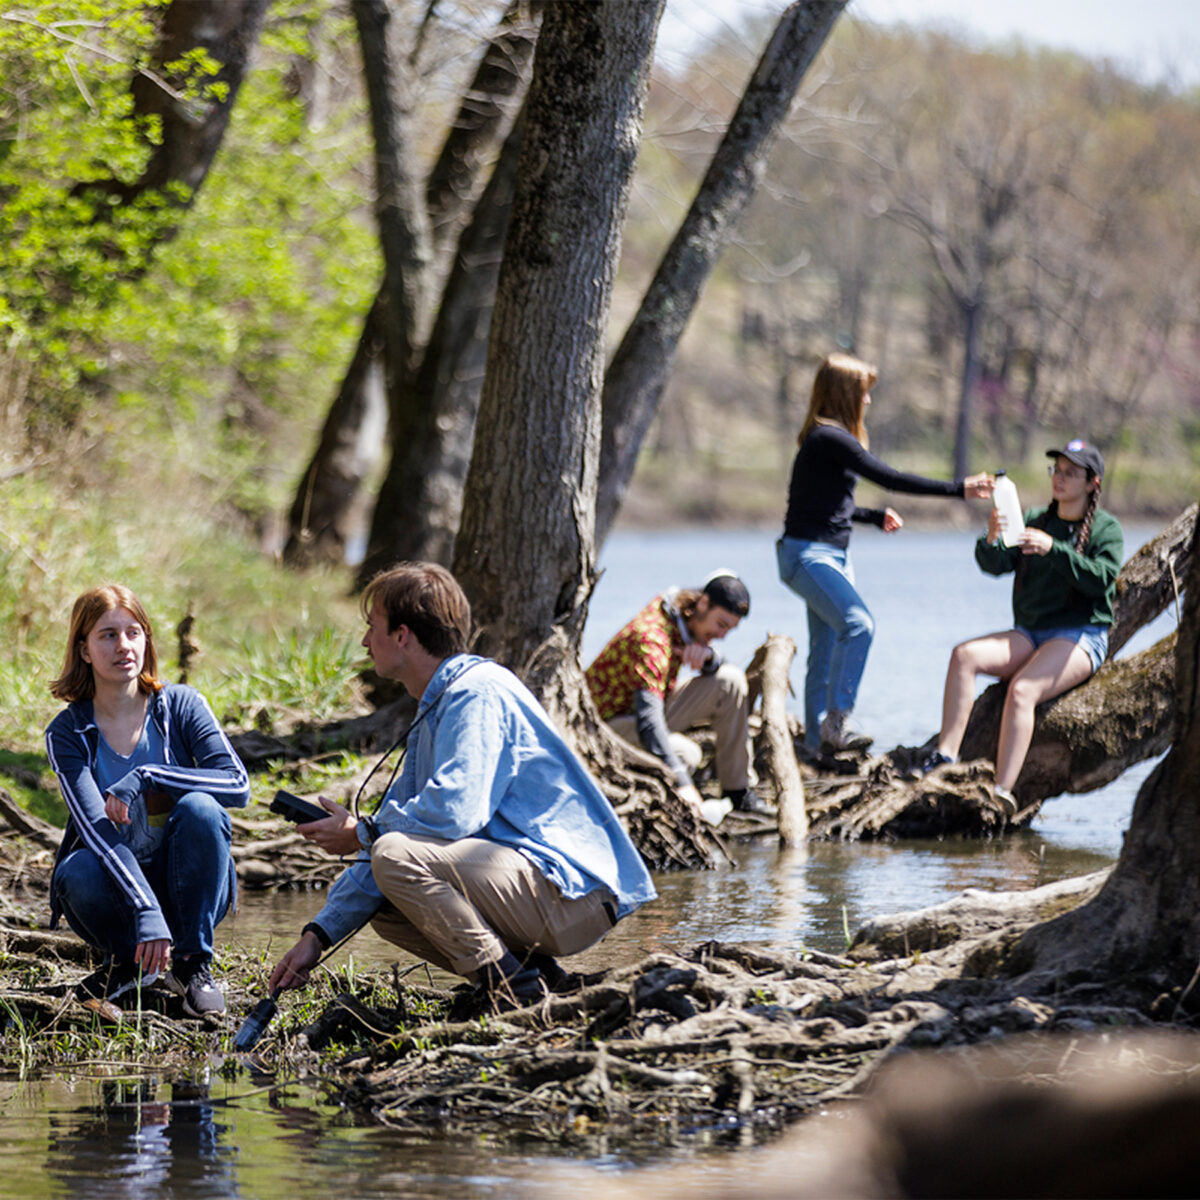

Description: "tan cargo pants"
369 831 617 978
607 662 754 790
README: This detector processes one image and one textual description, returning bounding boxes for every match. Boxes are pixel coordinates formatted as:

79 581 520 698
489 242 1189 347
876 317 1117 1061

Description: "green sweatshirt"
975 504 1123 630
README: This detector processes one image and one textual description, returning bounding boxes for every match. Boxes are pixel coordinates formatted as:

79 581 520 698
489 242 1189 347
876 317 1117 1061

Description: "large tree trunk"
1007 511 1200 983
285 2 538 567
449 0 724 872
594 0 846 546
452 0 662 678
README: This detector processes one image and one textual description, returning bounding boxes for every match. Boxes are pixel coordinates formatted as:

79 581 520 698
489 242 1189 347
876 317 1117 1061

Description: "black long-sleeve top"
782 423 965 549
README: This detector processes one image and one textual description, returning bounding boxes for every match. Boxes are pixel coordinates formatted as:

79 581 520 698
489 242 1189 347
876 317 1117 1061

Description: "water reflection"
43 1076 232 1198
2 1074 674 1199
220 806 1125 985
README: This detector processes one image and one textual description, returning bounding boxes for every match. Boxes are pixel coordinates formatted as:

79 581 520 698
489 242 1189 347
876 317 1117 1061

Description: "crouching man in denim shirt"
268 562 656 1011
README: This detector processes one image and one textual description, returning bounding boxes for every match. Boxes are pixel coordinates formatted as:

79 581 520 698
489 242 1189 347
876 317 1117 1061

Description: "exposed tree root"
205 870 1184 1151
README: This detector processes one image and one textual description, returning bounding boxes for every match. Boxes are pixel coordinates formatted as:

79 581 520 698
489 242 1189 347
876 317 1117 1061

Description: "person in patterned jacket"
585 571 768 819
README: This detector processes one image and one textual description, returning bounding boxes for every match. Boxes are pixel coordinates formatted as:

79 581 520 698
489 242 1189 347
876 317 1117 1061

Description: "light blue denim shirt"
310 655 657 945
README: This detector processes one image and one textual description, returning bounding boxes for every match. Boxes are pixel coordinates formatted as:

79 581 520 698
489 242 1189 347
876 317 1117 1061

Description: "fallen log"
0 787 61 851
1108 500 1195 655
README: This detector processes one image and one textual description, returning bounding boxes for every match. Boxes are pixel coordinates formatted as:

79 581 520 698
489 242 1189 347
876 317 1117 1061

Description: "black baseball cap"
702 569 750 617
1046 438 1105 480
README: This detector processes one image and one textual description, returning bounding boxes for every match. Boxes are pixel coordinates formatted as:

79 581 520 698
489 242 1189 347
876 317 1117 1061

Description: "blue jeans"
777 537 875 748
53 792 233 962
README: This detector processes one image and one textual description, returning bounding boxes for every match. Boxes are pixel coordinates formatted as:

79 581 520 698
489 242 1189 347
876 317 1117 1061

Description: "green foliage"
0 750 64 824
1 0 376 526
215 625 366 730
0 3 169 394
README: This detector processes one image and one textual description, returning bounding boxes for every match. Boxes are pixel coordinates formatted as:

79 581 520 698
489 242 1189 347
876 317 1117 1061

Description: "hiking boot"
446 983 490 1023
725 787 773 816
523 952 569 991
75 961 158 1003
819 710 873 754
474 952 547 1013
164 957 225 1017
521 952 598 995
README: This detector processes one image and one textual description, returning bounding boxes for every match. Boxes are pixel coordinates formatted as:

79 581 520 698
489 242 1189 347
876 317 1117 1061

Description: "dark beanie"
702 570 750 617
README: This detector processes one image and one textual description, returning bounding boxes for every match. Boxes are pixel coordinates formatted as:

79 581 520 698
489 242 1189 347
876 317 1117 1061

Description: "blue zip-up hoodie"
44 684 250 944
308 655 657 946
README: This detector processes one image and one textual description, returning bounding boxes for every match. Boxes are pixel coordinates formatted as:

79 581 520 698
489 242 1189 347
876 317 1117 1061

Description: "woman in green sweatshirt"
922 439 1123 814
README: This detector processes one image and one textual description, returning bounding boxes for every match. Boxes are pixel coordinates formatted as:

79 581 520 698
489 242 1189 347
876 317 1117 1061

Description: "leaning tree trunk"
958 503 1195 806
283 297 388 566
352 0 433 403
1006 510 1200 983
357 105 526 578
282 0 433 569
452 0 661 677
285 2 538 567
74 0 268 226
595 0 847 546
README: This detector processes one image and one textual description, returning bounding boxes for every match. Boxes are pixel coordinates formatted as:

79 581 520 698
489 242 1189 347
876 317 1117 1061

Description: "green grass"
213 625 367 730
0 750 64 824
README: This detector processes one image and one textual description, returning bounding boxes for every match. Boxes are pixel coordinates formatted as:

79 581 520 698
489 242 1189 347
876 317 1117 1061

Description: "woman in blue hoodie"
44 584 249 1015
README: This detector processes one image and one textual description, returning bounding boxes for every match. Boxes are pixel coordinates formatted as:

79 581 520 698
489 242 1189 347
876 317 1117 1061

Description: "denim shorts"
1014 624 1109 672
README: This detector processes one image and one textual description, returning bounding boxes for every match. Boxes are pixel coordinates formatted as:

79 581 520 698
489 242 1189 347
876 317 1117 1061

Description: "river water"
2 524 1177 1197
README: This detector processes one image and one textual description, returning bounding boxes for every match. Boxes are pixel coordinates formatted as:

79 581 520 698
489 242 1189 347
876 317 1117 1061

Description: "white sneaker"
699 798 733 827
994 785 1018 816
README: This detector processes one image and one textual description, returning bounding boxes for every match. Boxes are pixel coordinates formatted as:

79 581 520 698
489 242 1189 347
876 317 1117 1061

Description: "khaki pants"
608 662 754 790
369 832 616 977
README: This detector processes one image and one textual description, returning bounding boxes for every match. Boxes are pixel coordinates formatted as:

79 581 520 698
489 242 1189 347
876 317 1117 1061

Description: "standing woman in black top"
776 353 992 754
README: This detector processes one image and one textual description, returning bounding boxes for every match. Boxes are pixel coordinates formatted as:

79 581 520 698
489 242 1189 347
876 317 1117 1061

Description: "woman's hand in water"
963 473 994 499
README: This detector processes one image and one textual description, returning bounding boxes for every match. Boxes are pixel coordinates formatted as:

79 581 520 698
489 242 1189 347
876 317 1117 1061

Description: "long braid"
1075 485 1099 551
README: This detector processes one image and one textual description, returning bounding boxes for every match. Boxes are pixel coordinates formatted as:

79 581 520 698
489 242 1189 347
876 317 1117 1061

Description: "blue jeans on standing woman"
52 791 233 964
776 537 875 749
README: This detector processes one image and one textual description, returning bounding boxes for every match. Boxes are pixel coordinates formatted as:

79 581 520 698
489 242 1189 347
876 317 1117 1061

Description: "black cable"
350 660 480 822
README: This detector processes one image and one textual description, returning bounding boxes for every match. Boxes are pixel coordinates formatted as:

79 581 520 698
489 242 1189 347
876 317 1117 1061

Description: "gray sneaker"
165 957 225 1017
819 710 873 754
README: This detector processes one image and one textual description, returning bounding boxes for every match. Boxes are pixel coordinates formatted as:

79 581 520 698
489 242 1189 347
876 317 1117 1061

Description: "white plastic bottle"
992 469 1025 547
